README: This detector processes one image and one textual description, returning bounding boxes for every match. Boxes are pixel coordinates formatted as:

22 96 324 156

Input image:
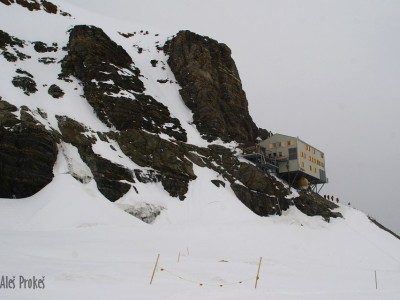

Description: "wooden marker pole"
255 257 262 289
375 270 378 290
149 254 160 285
178 252 181 263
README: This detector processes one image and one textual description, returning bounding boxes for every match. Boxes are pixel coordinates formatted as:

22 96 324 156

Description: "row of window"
300 162 317 173
268 140 295 149
304 144 314 153
300 152 325 167
269 151 324 167
304 144 324 159
269 152 284 158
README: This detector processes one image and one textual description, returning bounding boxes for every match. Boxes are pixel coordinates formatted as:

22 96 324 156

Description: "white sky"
61 0 400 234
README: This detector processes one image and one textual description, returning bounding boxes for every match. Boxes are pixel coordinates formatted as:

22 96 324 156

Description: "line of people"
323 194 339 203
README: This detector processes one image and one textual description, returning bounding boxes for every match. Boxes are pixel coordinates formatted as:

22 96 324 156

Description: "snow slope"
0 1 400 299
1 175 400 299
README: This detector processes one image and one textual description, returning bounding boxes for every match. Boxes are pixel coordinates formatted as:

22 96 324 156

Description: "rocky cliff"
164 30 259 143
0 0 341 222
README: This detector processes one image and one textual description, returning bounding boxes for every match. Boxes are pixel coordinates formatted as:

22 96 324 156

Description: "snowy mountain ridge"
1 0 312 218
1 1 400 299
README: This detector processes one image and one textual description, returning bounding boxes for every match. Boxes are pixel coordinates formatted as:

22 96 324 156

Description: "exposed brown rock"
48 84 64 98
0 30 30 62
60 25 187 142
117 129 196 200
0 0 14 6
41 0 57 14
1 0 60 14
293 191 342 221
165 30 259 143
0 29 24 49
33 41 57 53
12 75 37 95
15 0 40 11
57 116 135 201
38 57 56 64
0 23 340 222
0 101 58 198
16 68 33 78
231 183 283 216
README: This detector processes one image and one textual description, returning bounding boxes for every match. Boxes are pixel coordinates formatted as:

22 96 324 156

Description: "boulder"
48 84 64 98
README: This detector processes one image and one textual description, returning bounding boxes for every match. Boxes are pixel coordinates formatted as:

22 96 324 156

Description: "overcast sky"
62 0 400 234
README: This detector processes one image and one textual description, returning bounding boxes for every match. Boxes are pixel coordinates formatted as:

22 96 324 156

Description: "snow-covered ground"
1 167 400 300
1 1 400 299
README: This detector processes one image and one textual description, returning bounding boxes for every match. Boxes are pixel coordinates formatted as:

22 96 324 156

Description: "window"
301 161 305 168
288 148 297 160
269 143 274 149
320 169 326 181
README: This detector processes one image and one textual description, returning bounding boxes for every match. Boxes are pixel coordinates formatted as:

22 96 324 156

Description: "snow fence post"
255 257 262 289
150 254 160 285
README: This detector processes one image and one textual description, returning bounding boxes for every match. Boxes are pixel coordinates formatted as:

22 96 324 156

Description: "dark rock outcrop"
0 21 340 222
38 57 57 64
0 99 58 198
0 29 24 48
231 183 283 216
0 29 30 62
165 30 259 143
60 25 186 142
12 75 37 95
33 41 57 53
57 116 135 201
0 0 62 15
293 191 342 221
16 68 33 78
0 0 13 5
117 129 196 200
48 84 64 98
41 0 57 14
